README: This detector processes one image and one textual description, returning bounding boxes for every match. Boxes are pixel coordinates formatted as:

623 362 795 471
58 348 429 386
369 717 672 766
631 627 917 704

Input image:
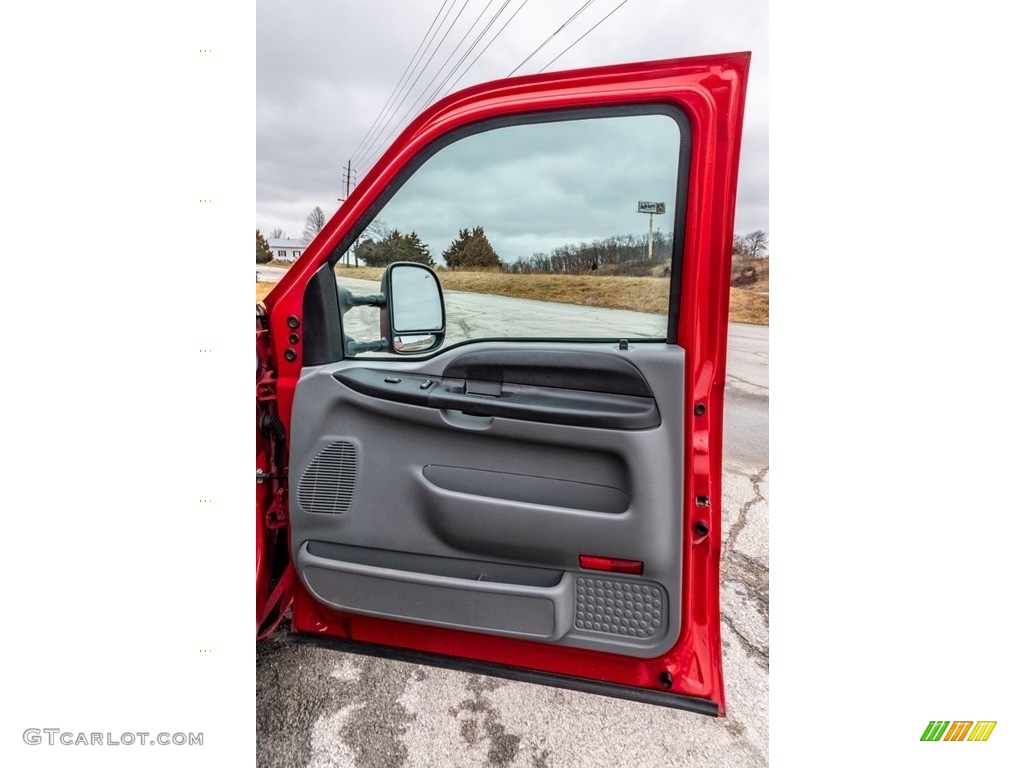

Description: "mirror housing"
380 262 445 355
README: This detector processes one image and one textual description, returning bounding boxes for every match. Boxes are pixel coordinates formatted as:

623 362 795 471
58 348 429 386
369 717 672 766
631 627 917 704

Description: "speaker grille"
574 576 664 638
296 441 357 514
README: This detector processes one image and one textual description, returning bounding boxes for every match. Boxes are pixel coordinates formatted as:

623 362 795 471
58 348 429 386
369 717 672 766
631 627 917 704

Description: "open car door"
256 53 749 716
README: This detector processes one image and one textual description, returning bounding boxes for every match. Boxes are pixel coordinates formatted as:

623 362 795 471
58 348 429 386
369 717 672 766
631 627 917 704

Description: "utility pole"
343 159 355 197
338 160 357 266
648 212 654 260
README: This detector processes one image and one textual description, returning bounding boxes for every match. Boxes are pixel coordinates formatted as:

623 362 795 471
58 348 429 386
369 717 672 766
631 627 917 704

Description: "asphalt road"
257 275 768 767
257 265 288 282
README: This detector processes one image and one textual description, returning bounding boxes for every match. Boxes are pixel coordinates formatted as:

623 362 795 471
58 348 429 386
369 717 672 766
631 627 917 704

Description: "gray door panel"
289 341 685 658
298 544 575 641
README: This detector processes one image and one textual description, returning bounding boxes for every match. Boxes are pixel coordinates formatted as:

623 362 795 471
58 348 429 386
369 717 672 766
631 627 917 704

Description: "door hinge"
256 468 288 484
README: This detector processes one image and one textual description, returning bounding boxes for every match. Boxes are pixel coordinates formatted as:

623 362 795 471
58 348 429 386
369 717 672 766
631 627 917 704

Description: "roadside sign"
637 201 665 214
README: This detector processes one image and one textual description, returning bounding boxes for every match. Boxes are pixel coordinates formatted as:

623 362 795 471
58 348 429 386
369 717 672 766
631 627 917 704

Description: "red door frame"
258 52 749 715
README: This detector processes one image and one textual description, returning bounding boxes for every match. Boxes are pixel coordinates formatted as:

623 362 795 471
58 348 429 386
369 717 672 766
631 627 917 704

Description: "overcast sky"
256 0 767 248
374 112 681 260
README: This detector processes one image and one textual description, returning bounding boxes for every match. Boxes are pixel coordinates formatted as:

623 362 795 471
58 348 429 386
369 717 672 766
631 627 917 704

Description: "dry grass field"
257 261 769 324
729 288 769 324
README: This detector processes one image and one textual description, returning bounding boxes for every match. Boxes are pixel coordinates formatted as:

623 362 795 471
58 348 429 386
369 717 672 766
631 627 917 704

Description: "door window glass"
337 110 686 353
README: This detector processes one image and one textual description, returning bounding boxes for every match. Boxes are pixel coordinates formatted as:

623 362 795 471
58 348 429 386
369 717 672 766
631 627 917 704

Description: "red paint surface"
258 53 750 715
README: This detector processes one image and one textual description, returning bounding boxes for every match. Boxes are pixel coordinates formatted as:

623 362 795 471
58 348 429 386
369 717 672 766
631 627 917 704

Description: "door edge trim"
279 632 721 716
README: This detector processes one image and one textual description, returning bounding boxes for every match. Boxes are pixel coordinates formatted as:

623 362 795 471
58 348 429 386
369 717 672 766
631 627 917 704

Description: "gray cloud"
371 113 680 261
257 1 767 240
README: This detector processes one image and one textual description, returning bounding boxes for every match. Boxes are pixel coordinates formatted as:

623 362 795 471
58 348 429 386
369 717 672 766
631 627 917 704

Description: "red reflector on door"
578 555 644 575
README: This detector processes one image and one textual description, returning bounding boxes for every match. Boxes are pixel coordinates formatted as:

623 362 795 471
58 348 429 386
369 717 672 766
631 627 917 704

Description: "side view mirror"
380 263 446 354
336 262 446 357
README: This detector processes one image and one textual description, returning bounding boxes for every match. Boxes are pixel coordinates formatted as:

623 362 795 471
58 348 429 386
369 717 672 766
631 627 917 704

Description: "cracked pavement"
258 300 768 767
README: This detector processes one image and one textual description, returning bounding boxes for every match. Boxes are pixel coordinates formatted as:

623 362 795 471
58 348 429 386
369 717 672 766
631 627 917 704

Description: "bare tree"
733 234 748 260
744 230 768 259
302 206 327 242
270 228 285 239
363 219 390 241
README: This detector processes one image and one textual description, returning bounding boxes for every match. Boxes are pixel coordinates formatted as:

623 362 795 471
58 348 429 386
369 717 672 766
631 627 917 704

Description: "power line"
538 0 631 73
407 0 503 114
359 0 507 173
354 0 622 174
350 0 454 165
354 0 473 170
353 0 463 169
402 0 503 117
422 0 513 108
441 0 530 97
442 0 532 97
508 0 598 76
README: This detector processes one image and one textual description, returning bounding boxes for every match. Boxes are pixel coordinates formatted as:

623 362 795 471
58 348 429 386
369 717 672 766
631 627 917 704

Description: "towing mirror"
381 263 445 355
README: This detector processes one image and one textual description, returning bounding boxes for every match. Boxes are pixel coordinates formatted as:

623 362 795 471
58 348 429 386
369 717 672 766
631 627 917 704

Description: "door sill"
280 632 721 716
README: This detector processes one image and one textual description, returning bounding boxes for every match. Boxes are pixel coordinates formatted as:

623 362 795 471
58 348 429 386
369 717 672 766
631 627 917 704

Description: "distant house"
268 237 308 262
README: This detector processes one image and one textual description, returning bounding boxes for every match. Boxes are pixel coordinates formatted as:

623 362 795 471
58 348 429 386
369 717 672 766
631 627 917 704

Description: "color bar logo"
921 721 997 742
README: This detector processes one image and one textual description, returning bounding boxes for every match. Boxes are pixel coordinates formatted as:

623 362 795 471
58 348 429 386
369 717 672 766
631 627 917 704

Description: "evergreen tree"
441 226 500 270
256 229 273 264
355 229 434 267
